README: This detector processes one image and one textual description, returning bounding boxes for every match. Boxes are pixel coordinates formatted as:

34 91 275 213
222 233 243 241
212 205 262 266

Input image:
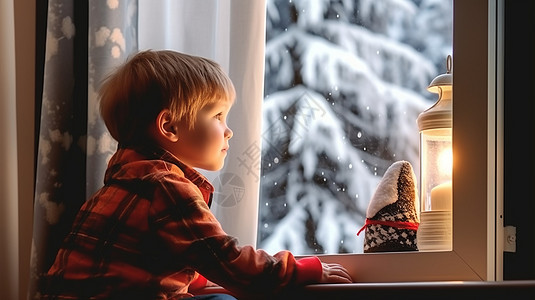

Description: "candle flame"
438 148 453 178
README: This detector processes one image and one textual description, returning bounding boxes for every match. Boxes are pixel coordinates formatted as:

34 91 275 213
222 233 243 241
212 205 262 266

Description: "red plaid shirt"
43 146 321 299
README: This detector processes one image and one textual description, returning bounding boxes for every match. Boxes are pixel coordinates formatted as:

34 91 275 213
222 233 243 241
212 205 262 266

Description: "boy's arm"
153 179 326 296
189 257 326 296
183 208 324 288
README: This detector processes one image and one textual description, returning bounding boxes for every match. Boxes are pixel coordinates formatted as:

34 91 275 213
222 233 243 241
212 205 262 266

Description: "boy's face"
171 100 233 171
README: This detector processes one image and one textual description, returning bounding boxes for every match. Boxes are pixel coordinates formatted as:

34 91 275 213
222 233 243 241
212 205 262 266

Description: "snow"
259 0 452 254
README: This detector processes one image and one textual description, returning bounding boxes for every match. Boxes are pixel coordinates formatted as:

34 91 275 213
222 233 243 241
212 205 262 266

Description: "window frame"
310 0 503 282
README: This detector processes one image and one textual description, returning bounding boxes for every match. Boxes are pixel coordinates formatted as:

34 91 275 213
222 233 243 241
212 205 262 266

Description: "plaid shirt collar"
105 145 215 204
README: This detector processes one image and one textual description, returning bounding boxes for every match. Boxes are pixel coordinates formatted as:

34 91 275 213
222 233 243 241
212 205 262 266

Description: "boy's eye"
215 113 223 120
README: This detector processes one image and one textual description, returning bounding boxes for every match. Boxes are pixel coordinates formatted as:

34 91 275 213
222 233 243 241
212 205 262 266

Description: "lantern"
416 55 453 251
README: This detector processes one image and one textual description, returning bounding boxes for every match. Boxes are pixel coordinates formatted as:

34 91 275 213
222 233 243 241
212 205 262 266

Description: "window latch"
504 225 516 253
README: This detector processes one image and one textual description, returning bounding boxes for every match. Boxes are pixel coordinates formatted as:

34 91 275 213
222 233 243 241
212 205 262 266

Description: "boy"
43 50 352 299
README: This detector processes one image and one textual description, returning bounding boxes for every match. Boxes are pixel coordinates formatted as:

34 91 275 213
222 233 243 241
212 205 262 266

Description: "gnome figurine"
358 161 420 252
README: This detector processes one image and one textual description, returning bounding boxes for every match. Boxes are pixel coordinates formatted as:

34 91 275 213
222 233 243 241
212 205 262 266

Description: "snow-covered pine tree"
258 0 452 254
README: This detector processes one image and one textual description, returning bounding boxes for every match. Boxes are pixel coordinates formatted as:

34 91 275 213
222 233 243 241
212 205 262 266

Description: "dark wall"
503 0 535 280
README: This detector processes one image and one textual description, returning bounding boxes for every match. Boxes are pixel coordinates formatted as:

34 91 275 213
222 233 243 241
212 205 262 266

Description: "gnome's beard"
362 203 419 252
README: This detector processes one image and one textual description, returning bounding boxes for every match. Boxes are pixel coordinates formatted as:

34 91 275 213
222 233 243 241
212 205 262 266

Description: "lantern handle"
446 55 452 74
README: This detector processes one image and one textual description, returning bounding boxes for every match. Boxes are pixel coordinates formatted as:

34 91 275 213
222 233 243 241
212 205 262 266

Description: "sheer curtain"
28 0 265 298
138 0 266 246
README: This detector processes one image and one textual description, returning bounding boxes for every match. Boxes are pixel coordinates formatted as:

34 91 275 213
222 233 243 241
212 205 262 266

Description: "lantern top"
427 55 452 94
417 55 453 131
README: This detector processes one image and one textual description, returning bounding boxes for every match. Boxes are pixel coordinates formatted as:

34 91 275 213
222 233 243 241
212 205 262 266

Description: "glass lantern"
416 55 453 251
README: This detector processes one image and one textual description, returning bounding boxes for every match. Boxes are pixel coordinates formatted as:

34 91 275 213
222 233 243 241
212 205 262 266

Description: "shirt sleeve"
151 175 324 297
295 256 323 284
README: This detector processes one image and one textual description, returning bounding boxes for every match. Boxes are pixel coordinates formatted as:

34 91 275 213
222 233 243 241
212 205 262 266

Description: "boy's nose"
225 127 233 139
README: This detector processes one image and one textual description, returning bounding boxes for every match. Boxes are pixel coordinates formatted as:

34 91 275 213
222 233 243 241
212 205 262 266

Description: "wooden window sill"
196 280 535 299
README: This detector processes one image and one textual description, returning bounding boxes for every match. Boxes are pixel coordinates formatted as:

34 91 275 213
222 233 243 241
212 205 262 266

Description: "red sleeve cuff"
189 273 208 291
295 256 322 284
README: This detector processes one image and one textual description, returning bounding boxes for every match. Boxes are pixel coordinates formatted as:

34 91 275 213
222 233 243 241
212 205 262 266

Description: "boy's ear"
156 109 179 142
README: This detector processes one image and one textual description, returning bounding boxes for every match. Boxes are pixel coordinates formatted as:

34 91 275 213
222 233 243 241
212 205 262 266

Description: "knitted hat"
358 161 420 252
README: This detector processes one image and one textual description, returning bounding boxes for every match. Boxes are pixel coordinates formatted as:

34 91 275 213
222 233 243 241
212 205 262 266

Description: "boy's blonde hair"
99 50 235 145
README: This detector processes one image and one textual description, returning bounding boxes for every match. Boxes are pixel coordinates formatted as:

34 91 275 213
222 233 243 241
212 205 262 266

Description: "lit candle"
430 181 452 211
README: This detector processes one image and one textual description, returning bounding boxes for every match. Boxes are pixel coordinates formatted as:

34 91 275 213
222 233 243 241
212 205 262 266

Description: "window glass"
259 0 453 255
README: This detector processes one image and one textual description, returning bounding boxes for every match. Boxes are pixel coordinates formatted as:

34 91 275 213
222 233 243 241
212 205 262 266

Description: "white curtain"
0 1 19 299
138 0 266 246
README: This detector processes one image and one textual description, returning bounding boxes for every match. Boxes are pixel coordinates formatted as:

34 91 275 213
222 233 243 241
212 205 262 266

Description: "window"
261 0 502 281
138 0 502 282
258 0 453 255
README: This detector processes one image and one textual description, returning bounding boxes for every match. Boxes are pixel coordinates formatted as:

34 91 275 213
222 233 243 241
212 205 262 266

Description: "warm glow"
438 147 453 177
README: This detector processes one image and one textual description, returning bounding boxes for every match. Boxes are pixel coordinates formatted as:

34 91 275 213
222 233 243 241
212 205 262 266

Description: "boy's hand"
320 262 353 283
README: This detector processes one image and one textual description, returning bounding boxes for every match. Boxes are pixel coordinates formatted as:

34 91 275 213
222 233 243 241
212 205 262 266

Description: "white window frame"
313 0 503 282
